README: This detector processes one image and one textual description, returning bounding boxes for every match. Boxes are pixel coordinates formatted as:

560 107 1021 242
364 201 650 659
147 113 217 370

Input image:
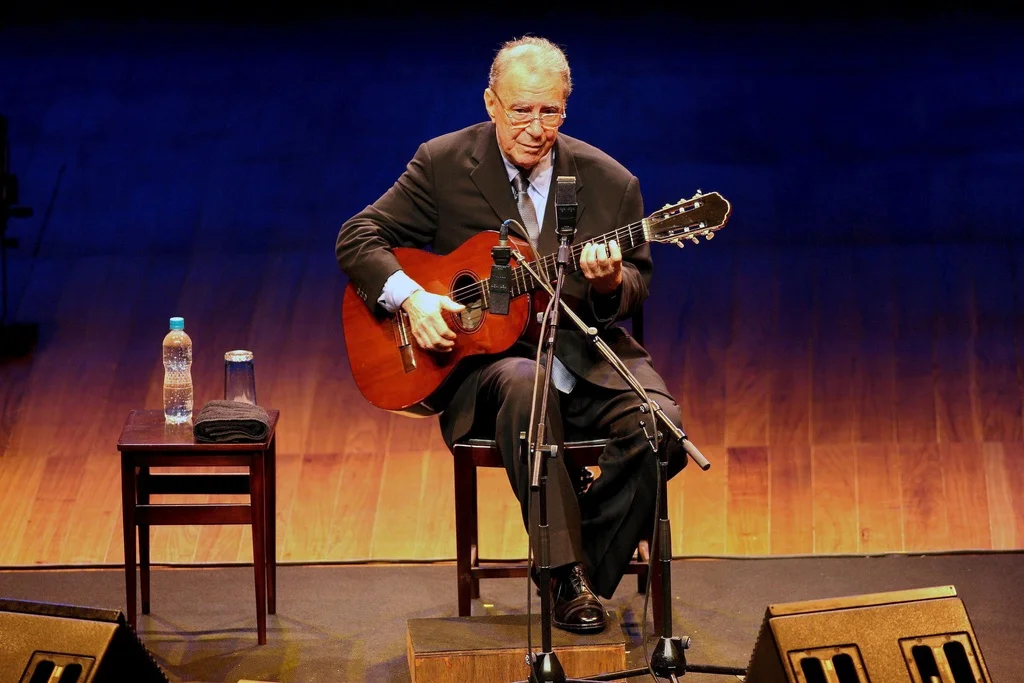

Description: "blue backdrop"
1 10 1021 281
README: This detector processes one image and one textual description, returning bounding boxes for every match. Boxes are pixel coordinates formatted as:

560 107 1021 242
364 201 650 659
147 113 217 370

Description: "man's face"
484 63 565 172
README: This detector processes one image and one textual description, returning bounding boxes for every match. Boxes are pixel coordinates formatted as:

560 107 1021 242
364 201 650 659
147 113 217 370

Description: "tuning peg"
689 235 700 245
703 230 715 240
692 189 703 198
673 239 685 249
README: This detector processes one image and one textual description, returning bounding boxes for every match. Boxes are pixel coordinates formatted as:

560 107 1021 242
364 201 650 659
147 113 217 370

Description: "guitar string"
448 222 638 304
444 193 719 304
445 220 648 305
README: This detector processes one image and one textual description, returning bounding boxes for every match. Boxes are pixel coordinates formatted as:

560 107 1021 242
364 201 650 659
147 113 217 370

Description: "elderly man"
336 35 687 633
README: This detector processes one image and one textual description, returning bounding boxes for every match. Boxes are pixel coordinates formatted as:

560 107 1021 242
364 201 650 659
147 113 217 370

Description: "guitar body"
341 231 533 416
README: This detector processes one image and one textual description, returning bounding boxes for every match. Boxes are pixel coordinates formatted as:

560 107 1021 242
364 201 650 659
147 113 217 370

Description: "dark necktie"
513 172 541 247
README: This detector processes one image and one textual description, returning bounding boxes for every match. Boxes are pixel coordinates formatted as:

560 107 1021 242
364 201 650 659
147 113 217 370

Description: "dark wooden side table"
117 408 279 645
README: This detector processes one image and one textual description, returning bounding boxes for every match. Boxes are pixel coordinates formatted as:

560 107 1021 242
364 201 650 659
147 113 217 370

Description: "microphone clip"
489 220 512 315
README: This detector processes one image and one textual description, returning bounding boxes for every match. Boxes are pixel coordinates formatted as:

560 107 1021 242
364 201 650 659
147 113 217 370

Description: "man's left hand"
580 240 622 295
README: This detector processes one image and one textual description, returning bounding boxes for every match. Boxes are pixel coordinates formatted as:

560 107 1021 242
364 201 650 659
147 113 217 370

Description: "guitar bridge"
393 310 417 373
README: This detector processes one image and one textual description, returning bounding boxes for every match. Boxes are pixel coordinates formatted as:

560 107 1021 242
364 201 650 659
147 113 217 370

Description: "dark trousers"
444 356 687 599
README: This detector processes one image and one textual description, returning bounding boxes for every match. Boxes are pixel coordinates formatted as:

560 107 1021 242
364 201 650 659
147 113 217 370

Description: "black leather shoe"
551 564 606 634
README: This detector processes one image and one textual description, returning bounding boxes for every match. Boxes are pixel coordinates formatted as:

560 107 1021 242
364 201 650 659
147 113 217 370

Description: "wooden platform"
407 613 627 683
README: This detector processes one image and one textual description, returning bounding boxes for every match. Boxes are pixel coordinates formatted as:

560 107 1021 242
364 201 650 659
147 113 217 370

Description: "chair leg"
468 467 480 600
453 453 475 617
637 539 649 595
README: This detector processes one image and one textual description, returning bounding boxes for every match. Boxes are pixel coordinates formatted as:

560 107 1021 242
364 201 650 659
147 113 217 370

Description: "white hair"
488 36 573 99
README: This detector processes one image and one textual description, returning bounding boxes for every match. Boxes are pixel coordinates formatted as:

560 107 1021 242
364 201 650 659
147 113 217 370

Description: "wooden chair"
449 309 664 625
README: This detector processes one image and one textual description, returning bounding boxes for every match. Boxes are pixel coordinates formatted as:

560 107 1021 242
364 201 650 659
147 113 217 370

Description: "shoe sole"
552 616 608 634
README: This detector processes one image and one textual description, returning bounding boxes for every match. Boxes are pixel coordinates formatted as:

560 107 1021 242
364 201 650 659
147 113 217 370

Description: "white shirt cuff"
379 270 423 313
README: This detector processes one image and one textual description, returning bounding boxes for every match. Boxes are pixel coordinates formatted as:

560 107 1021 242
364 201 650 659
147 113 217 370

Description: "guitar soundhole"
451 273 485 333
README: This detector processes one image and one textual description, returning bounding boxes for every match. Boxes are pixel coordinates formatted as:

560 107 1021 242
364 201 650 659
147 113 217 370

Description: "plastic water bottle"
163 316 193 424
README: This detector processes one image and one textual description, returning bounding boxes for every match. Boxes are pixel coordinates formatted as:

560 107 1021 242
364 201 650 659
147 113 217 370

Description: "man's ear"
483 88 497 122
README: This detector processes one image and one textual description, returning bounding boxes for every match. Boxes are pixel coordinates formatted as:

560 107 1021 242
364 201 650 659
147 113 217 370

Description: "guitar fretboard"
450 219 648 307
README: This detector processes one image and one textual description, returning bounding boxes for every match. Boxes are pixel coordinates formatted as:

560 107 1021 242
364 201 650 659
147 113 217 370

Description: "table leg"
266 436 277 615
138 465 151 614
121 454 137 632
250 452 268 645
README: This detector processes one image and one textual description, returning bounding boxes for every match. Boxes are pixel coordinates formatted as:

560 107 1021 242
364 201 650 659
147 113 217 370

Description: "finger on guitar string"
401 290 463 352
580 242 593 277
606 239 621 265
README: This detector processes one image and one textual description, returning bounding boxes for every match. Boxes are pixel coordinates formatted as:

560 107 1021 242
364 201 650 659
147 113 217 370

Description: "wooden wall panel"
282 452 347 561
853 248 897 443
855 443 903 554
679 444 728 556
1014 243 1024 431
900 444 949 552
769 445 812 555
415 438 457 559
372 416 445 559
971 245 1023 440
1003 443 1024 549
681 249 731 447
769 248 813 446
725 447 769 555
892 246 939 443
66 453 122 565
983 443 1017 551
942 442 991 550
725 249 773 447
811 445 859 554
932 246 980 442
811 250 858 445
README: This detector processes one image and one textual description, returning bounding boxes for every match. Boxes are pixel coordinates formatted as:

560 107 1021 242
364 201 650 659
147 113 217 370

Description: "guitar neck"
497 219 649 301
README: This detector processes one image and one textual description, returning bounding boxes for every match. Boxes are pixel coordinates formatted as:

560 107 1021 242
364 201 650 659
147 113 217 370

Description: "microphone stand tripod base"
650 636 689 679
529 651 566 683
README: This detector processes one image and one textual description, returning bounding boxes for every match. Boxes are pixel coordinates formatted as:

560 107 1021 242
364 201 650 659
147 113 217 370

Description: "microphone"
489 219 513 315
555 175 577 244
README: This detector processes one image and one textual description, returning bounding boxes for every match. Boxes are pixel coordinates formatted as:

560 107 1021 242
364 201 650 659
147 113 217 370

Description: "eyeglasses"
492 91 566 130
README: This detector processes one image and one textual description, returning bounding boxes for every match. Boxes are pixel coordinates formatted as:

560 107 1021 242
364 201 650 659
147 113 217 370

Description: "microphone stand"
521 222 578 683
509 241 745 683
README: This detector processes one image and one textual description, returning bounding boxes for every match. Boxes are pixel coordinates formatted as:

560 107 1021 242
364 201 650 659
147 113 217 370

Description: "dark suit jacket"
336 122 670 443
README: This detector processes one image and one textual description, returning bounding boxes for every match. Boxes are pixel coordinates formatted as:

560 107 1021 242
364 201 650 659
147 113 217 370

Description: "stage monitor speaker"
0 598 169 683
744 585 992 683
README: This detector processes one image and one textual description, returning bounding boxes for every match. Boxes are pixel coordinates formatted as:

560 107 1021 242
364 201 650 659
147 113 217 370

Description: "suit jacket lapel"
538 138 586 255
469 125 533 244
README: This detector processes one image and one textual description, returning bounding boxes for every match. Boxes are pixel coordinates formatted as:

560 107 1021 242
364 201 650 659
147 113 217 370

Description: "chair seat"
452 436 661 624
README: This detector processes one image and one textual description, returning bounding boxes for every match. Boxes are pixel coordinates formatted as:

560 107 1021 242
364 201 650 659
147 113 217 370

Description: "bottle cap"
169 316 185 330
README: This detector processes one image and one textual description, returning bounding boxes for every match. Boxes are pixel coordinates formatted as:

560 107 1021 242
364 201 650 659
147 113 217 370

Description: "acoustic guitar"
341 190 732 416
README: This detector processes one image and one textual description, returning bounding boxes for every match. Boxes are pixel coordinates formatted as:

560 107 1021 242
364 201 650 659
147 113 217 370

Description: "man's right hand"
401 289 466 352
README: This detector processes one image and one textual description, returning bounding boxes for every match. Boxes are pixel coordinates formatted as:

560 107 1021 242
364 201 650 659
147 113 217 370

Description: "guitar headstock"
645 190 731 248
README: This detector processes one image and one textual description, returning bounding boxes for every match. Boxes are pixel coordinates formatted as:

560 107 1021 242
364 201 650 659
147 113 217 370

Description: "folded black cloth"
193 400 270 443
